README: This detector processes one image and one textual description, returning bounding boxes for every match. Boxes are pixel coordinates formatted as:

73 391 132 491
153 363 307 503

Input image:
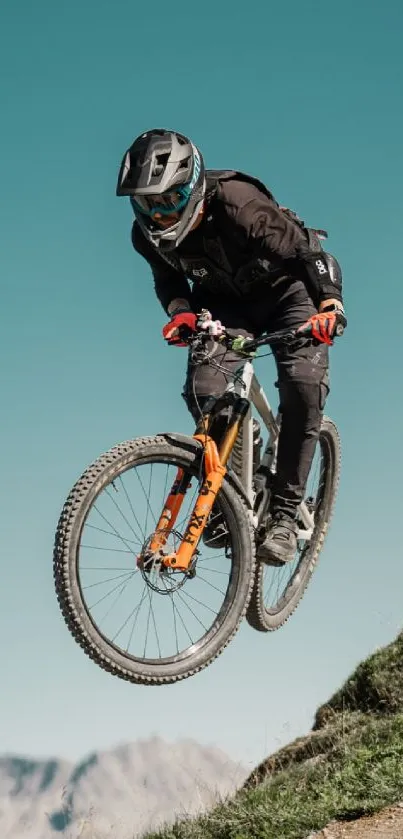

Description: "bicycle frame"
141 336 316 574
225 358 315 540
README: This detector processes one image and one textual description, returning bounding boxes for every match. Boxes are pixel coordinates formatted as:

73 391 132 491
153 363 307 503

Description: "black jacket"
131 170 343 313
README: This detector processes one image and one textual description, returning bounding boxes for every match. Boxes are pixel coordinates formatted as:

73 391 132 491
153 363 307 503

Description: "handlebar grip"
298 319 345 340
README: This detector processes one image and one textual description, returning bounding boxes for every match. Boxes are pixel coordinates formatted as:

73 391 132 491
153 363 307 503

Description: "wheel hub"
136 530 197 593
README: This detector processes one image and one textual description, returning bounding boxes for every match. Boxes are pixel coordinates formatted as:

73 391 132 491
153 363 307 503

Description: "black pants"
182 278 329 518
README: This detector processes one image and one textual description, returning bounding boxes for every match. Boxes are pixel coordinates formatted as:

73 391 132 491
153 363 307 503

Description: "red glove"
162 312 197 346
298 309 347 346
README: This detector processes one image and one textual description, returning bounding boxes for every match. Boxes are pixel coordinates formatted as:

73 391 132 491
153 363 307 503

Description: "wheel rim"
74 456 240 666
259 433 330 615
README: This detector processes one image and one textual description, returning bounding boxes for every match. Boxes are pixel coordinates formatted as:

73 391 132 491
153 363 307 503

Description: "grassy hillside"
143 632 403 839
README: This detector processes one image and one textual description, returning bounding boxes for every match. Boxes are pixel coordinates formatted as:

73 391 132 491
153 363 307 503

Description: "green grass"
141 632 403 839
313 631 403 726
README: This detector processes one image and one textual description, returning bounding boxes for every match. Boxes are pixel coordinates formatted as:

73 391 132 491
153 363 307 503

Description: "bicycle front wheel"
54 435 255 685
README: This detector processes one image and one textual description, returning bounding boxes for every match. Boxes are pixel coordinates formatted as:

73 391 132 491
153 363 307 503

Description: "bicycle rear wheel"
54 435 255 684
246 417 341 632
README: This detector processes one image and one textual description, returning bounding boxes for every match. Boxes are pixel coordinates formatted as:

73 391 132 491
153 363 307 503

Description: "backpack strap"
280 205 328 251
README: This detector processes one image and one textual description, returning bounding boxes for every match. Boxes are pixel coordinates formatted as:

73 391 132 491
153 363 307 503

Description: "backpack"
206 169 328 251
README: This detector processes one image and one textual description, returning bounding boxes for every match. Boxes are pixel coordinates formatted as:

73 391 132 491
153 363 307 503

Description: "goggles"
131 185 191 217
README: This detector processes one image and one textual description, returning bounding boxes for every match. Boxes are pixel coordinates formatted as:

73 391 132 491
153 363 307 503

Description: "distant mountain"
0 736 247 838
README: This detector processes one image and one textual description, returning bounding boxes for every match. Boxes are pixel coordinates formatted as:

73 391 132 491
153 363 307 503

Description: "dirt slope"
309 802 403 838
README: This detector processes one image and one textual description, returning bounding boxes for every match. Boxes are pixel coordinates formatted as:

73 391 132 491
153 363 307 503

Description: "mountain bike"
53 311 342 685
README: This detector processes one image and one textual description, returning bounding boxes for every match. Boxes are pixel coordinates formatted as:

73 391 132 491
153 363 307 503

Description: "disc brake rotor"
137 528 198 593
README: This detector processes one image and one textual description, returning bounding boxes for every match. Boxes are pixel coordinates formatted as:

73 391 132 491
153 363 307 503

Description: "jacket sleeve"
234 196 343 304
131 223 192 313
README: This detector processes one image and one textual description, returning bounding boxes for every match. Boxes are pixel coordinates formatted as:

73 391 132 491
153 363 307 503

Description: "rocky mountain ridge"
0 736 247 838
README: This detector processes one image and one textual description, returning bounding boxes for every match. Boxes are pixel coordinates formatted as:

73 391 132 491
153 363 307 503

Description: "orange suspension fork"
162 399 250 571
162 435 226 571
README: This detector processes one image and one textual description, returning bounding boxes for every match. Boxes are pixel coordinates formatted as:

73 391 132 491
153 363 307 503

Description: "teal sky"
1 0 402 772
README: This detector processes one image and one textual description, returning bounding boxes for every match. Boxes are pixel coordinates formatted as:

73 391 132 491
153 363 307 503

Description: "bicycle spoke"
88 574 135 610
143 587 161 658
197 553 227 564
104 486 143 544
117 473 149 544
81 566 135 571
91 507 138 553
196 567 229 576
135 468 158 529
99 574 136 626
148 588 162 658
82 571 135 591
171 595 180 654
173 598 194 646
175 591 209 632
80 546 134 554
162 577 194 651
112 597 144 645
125 588 148 652
85 523 138 546
196 575 227 597
179 588 218 616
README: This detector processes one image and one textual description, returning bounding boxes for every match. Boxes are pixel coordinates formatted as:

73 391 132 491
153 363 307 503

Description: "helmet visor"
131 185 191 217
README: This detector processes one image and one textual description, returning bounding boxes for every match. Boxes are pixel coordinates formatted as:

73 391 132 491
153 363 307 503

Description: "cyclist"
116 128 346 565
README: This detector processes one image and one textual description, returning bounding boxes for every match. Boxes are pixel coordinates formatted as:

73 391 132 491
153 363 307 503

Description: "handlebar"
187 309 345 357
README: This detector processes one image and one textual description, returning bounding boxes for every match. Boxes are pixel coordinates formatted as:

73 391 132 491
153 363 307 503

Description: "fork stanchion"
162 436 227 571
145 469 191 557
